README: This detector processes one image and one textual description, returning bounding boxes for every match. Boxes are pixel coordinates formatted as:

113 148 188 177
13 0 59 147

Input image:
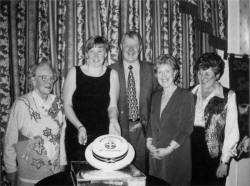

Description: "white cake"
92 135 129 163
77 169 131 180
85 134 135 171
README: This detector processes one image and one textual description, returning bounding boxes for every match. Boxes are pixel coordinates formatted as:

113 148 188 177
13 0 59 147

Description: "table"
36 169 169 186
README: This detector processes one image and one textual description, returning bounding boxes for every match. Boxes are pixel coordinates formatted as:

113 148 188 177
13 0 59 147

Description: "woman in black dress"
63 36 120 164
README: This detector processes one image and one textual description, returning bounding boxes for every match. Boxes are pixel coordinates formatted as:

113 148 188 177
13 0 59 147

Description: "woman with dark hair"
63 36 120 164
146 54 194 185
191 52 239 185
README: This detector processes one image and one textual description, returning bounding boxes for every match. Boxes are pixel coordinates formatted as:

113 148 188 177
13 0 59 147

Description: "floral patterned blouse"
4 91 67 184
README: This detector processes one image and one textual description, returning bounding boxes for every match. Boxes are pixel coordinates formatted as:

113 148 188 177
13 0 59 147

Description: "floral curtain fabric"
0 0 227 185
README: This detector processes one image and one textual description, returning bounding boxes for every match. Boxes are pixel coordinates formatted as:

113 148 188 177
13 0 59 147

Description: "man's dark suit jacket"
110 60 158 140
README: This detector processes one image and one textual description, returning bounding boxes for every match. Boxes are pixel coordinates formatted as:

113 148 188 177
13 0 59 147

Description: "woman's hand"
146 139 156 152
78 126 87 145
216 162 229 178
109 119 121 135
152 147 173 160
146 139 158 158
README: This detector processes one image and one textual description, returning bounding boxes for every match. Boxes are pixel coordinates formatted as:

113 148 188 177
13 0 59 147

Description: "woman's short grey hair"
29 60 55 79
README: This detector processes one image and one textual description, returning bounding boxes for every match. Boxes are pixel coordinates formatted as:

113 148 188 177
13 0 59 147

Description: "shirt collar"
123 60 140 70
32 90 53 108
192 82 224 99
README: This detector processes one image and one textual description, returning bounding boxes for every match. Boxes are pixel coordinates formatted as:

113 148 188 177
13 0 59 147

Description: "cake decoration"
85 134 135 171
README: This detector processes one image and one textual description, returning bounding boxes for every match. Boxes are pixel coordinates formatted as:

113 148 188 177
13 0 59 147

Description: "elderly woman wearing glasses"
4 61 67 186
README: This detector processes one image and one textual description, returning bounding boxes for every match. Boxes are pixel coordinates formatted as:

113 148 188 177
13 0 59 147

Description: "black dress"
65 66 111 163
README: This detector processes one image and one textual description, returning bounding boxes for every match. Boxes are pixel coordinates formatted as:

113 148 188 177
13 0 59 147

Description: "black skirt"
191 126 227 186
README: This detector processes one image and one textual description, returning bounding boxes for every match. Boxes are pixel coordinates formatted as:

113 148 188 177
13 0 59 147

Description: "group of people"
4 31 239 186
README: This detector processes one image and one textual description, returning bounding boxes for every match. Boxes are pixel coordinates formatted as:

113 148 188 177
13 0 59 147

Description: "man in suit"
110 31 158 173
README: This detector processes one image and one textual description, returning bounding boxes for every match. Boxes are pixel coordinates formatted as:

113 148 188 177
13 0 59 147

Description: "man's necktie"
127 65 139 121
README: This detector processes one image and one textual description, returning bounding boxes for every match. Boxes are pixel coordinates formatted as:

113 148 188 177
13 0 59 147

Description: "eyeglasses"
36 75 58 83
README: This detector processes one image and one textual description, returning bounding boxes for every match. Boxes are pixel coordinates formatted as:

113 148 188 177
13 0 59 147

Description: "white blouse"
192 83 239 162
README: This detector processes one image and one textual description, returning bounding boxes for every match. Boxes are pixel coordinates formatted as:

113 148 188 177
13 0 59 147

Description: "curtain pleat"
152 0 161 63
16 0 26 95
65 0 77 72
37 0 50 62
99 0 109 37
172 0 184 85
144 0 152 63
10 0 19 100
26 0 38 91
120 0 129 36
49 0 58 94
0 1 11 130
87 0 101 37
160 0 169 55
107 0 120 64
182 12 189 88
187 13 195 87
128 0 134 31
76 0 85 65
55 0 67 96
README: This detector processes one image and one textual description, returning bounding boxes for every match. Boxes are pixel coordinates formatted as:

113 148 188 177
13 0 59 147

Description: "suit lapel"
160 87 179 121
118 62 128 111
154 92 162 127
139 61 146 111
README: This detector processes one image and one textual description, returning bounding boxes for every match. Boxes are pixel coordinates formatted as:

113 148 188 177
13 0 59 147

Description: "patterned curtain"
0 0 227 185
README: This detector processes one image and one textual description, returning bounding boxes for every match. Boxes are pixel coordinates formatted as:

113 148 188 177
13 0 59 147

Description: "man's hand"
6 172 17 186
78 126 87 145
109 119 121 135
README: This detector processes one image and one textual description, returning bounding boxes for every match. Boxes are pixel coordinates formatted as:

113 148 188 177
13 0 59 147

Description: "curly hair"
194 53 225 80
